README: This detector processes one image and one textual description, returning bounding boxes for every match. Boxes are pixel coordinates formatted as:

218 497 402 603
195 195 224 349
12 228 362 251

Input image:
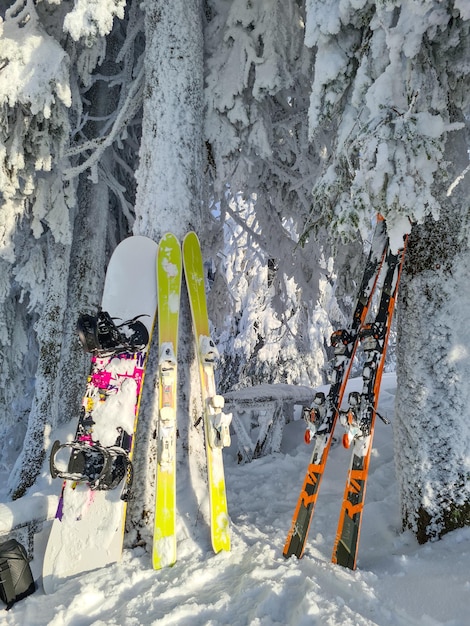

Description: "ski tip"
182 231 201 248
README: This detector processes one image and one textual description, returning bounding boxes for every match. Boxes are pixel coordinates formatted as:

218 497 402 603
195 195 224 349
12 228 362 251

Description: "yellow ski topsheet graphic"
182 231 230 553
153 233 182 569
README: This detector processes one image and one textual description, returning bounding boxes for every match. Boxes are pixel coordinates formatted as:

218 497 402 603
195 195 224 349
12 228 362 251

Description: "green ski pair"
153 232 231 569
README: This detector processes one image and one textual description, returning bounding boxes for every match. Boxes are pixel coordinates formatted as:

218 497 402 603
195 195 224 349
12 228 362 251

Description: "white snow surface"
3 373 469 625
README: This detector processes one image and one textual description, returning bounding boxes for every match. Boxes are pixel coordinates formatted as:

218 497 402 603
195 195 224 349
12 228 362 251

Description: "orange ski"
284 217 388 559
332 237 407 569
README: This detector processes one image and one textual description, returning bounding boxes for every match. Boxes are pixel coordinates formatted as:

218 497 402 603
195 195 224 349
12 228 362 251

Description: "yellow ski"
153 233 182 569
182 232 231 553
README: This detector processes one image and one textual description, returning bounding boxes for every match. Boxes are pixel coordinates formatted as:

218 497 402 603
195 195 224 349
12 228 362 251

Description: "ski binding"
207 395 232 448
158 343 177 470
199 335 220 364
303 391 327 444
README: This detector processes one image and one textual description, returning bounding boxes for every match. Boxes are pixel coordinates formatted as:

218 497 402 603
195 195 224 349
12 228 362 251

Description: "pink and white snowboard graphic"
43 236 158 594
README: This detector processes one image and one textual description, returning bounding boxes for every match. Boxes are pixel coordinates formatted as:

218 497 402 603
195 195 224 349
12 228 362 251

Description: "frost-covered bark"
129 0 205 547
134 0 204 237
9 238 71 498
56 174 111 430
395 115 470 542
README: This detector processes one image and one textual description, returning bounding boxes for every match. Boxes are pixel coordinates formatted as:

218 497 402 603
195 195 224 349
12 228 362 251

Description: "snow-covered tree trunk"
395 119 470 543
9 237 72 498
56 173 111 429
129 0 205 547
134 0 204 237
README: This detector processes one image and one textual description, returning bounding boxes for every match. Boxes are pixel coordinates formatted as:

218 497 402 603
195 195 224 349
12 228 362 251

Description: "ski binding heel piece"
359 321 386 351
339 391 367 448
303 391 326 444
330 329 354 356
159 426 175 468
199 335 220 364
158 407 176 469
207 395 231 448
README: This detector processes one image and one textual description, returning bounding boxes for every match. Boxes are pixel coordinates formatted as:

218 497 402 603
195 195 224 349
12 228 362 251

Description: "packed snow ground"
3 373 469 626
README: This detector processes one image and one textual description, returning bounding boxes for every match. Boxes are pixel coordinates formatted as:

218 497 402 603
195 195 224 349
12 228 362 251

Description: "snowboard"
42 235 158 594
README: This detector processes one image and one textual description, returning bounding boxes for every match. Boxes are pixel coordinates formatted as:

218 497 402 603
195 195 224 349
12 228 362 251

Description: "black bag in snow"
0 539 35 610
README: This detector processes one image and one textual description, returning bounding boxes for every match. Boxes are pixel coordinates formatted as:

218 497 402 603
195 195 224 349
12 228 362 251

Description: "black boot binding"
50 439 134 501
77 310 149 357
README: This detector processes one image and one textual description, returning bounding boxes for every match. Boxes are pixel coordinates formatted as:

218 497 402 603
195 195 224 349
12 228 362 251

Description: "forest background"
0 0 469 550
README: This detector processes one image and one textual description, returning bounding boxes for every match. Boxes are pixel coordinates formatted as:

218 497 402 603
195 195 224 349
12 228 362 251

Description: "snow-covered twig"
61 64 145 180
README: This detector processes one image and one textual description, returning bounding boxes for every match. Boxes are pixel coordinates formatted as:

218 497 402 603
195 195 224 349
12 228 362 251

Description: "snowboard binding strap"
50 440 134 500
77 310 149 357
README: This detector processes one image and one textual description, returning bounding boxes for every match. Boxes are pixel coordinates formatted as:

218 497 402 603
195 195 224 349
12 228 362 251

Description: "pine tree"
1 0 146 497
204 0 341 392
302 0 470 541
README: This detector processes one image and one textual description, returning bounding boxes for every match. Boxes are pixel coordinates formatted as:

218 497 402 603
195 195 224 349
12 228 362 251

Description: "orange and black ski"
283 217 388 559
332 236 407 569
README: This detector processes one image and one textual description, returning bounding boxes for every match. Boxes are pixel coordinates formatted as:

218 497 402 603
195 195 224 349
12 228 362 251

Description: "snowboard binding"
50 439 134 501
77 310 149 357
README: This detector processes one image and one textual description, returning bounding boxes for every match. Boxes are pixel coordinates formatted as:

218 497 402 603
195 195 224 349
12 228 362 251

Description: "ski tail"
153 233 182 570
332 236 407 569
182 231 231 554
283 216 388 560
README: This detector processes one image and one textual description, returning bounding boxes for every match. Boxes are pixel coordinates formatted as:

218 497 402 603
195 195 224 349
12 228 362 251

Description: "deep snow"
2 372 469 626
